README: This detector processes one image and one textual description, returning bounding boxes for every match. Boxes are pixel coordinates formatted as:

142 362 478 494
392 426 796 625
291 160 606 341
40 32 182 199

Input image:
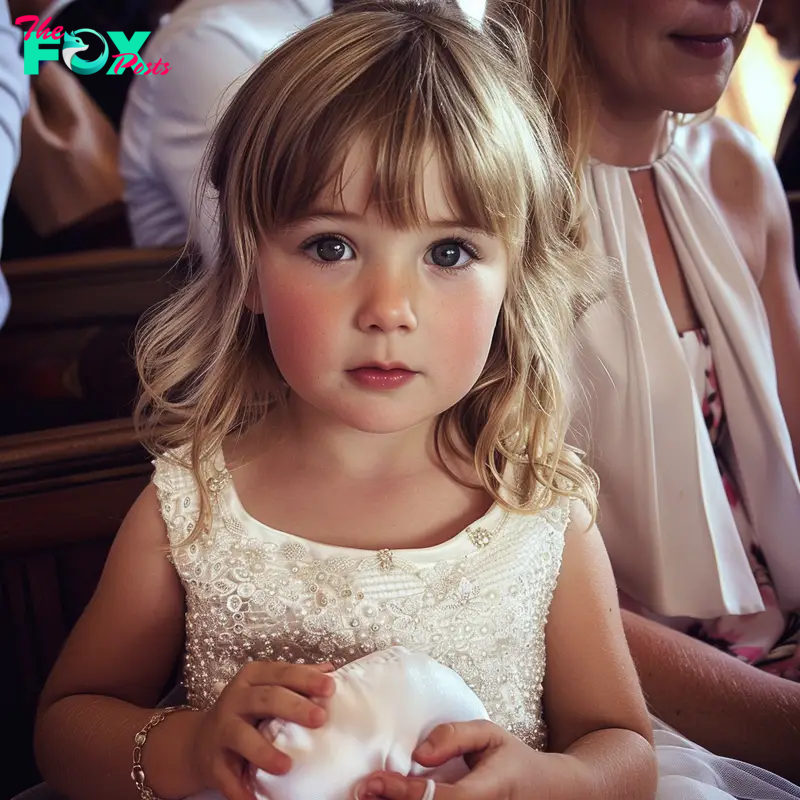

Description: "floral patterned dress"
680 328 800 680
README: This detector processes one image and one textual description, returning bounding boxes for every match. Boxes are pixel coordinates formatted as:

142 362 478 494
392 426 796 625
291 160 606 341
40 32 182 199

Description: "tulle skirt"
653 718 800 799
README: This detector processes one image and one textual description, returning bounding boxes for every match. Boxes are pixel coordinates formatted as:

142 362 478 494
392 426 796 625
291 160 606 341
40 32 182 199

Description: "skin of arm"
33 484 208 800
542 501 657 799
758 146 800 467
622 608 800 783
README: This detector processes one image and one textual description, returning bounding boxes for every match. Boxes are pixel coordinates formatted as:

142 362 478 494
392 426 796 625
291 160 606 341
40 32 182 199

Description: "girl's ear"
245 274 264 314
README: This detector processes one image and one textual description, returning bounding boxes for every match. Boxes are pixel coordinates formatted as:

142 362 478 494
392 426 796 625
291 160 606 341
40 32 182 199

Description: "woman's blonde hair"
135 0 599 542
489 0 593 178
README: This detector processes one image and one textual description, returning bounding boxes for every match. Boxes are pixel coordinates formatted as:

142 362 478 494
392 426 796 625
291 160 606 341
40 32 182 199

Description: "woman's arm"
759 151 800 467
622 609 800 783
542 501 657 799
700 117 800 466
34 483 206 800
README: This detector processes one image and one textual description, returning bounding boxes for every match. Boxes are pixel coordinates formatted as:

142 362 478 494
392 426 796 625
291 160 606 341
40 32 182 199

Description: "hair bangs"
216 2 532 248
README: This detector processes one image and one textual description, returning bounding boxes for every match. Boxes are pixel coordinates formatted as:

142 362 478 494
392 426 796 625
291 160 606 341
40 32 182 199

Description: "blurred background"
719 23 796 153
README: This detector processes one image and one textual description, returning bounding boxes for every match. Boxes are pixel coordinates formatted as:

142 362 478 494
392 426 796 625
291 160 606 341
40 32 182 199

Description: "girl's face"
253 147 509 435
580 0 762 115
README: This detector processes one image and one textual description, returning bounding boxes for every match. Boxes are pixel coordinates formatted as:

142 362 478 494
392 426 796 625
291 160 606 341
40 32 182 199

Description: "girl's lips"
347 367 418 390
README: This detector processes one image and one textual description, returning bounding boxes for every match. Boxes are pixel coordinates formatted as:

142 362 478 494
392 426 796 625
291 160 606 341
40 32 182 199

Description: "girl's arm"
34 483 206 800
622 609 800 783
541 501 657 798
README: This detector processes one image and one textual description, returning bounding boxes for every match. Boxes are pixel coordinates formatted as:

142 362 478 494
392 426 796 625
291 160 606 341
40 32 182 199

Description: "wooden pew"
0 418 151 798
0 246 186 436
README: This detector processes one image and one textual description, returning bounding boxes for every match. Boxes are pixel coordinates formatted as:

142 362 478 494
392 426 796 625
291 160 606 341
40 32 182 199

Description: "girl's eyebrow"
302 210 363 221
283 211 493 237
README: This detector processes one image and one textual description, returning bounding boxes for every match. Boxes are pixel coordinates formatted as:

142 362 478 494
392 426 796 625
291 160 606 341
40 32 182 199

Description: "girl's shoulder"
505 490 583 542
152 444 199 497
151 445 224 545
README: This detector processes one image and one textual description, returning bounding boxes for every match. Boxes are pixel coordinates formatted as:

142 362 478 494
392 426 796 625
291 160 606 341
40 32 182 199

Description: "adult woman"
495 0 800 781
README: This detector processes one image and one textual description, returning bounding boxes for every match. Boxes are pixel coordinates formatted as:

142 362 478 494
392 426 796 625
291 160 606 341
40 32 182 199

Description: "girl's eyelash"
298 232 352 250
298 233 354 267
440 236 482 260
430 236 482 275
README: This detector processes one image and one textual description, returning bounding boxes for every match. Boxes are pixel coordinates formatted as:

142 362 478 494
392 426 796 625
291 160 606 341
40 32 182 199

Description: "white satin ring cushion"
189 646 489 800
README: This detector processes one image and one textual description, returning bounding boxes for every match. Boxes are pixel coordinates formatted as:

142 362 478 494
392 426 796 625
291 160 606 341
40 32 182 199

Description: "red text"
111 54 171 75
14 15 64 40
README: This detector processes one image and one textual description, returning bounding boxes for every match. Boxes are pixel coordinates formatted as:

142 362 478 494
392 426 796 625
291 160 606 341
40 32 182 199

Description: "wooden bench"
0 418 151 798
0 246 186 436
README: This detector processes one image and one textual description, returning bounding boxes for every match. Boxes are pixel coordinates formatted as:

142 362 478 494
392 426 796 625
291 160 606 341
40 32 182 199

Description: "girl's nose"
356 268 419 333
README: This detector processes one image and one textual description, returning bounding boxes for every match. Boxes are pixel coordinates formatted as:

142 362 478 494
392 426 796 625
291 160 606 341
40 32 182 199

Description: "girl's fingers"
227 718 292 775
239 660 336 698
413 720 501 766
357 774 459 800
245 684 327 727
213 750 258 800
216 772 255 800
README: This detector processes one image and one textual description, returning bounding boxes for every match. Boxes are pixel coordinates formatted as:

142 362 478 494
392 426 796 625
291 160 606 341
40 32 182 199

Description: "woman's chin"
662 78 733 116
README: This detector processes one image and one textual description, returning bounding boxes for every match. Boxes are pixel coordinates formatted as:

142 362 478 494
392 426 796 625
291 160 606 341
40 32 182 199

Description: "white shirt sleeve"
0 0 29 326
156 25 260 239
121 19 266 257
121 1 328 256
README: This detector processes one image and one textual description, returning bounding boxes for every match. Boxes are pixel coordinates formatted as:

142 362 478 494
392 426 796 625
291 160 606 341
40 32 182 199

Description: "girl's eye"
425 239 479 270
303 236 354 262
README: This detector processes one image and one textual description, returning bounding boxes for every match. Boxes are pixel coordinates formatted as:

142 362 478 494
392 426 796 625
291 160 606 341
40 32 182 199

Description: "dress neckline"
211 450 510 562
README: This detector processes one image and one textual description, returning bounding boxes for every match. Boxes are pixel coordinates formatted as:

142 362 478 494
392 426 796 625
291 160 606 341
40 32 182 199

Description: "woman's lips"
346 367 418 390
670 33 733 59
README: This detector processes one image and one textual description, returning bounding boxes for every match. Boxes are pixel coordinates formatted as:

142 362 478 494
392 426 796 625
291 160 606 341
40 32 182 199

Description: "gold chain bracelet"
131 705 193 800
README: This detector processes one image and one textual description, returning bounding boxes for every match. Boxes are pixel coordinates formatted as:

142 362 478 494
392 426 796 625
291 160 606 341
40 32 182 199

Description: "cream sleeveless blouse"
569 128 800 619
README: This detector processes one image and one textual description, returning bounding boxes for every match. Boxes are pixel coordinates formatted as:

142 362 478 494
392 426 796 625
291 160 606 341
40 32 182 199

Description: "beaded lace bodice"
153 452 569 750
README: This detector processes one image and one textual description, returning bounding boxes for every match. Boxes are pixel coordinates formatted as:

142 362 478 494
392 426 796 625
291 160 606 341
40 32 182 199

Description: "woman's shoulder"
680 114 776 179
676 115 783 284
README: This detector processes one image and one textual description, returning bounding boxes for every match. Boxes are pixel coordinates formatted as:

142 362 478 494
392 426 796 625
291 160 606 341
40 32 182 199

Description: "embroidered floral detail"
207 471 231 495
468 527 492 549
376 549 394 571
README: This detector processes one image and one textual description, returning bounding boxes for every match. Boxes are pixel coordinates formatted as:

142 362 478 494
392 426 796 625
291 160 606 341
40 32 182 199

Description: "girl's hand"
190 660 336 800
356 720 585 800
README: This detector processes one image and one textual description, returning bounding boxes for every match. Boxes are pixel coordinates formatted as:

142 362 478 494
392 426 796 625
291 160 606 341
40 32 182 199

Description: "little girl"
29 3 800 800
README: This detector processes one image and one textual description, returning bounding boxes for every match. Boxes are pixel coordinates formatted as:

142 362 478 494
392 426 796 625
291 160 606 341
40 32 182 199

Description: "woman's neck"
589 101 672 168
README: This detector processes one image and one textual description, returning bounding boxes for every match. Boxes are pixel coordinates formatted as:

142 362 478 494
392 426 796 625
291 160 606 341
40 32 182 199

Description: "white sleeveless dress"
153 451 800 799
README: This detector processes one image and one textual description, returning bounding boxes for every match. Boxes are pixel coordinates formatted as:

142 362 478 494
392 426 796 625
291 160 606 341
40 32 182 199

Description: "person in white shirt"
0 0 29 327
119 0 333 254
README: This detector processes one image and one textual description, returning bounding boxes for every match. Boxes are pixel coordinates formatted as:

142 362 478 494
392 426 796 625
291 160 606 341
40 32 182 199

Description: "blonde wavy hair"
135 0 600 542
